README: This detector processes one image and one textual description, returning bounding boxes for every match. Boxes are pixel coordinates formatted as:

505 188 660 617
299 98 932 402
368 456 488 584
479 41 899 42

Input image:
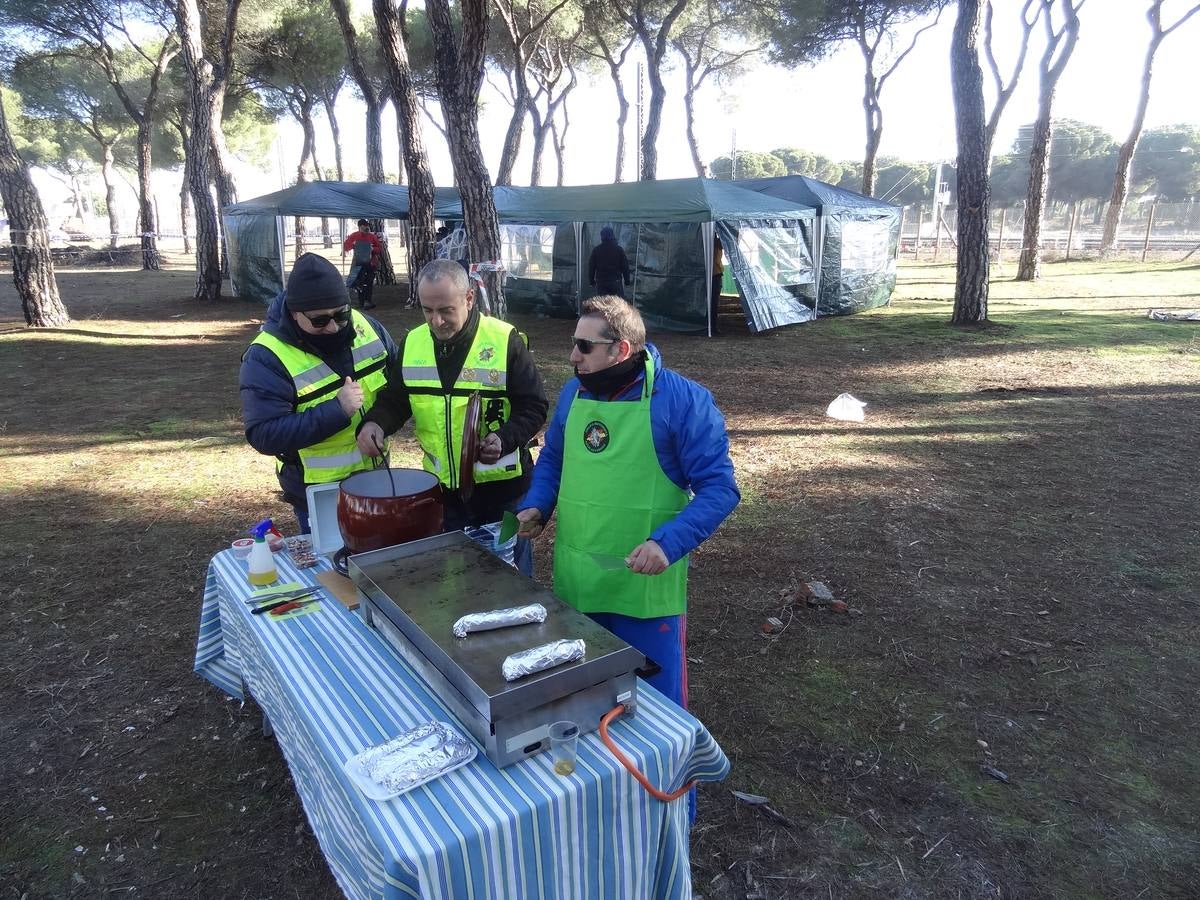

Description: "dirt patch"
1 259 1198 898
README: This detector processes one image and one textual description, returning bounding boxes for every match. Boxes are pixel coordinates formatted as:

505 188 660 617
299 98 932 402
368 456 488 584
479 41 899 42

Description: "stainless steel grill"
350 531 643 768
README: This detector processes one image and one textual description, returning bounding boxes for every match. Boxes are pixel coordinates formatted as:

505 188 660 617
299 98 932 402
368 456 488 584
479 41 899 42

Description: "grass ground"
1 257 1197 899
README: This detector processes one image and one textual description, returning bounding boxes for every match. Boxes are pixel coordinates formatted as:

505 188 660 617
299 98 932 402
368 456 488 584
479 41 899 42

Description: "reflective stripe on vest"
401 316 520 489
249 312 389 484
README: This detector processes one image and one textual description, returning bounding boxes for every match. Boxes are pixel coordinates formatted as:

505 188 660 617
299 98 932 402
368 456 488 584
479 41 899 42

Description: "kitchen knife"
588 553 629 571
243 586 317 606
251 591 318 613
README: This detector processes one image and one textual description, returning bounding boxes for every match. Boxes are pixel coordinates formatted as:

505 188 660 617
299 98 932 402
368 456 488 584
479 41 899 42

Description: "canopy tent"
734 176 901 316
436 177 819 334
221 181 460 304
221 178 820 333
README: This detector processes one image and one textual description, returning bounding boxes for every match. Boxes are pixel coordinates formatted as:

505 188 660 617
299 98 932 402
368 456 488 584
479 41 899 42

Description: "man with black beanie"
240 252 400 532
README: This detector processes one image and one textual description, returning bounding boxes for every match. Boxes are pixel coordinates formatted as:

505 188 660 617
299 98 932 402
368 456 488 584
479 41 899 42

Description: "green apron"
553 357 689 618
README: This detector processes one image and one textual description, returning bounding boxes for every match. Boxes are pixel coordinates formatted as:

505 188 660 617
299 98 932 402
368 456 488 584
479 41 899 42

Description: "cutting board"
317 570 360 611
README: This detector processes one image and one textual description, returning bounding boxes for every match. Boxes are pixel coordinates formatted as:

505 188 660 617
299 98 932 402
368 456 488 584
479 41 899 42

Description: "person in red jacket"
342 218 383 309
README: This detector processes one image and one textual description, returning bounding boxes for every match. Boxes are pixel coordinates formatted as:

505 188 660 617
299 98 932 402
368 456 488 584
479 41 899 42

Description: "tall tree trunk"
861 83 882 197
173 115 194 254
1101 37 1161 254
639 42 667 180
1016 0 1081 281
180 165 193 255
328 0 395 285
100 143 120 249
365 93 385 183
951 0 989 324
209 83 238 277
330 0 384 183
625 0 693 182
1016 93 1053 281
176 0 223 301
324 95 345 181
135 119 160 269
496 74 529 186
552 108 569 186
864 61 883 196
683 72 703 177
425 0 504 316
0 86 68 327
101 42 176 271
528 102 548 186
374 0 437 290
612 68 630 182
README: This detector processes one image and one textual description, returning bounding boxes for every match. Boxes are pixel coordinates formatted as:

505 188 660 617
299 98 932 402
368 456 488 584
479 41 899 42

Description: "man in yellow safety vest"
240 252 400 533
357 259 548 574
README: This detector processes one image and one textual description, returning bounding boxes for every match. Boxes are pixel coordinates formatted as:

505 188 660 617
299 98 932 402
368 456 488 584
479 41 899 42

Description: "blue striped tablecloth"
194 544 729 900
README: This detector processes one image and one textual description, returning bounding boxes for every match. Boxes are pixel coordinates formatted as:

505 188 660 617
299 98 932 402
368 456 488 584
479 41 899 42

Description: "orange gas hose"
599 704 696 802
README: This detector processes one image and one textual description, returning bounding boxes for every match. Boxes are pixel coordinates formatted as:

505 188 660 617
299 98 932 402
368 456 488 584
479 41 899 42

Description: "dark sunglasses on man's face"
572 337 615 354
302 306 352 329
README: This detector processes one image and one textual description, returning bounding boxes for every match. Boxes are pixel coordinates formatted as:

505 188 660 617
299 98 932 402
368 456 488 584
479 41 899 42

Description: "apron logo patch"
583 421 610 453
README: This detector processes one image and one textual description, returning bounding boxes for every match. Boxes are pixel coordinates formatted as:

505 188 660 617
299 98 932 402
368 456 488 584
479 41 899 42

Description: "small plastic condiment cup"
231 538 254 560
548 721 579 776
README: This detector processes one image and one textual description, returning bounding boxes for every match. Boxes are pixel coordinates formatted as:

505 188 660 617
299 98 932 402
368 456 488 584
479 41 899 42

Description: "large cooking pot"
336 468 443 555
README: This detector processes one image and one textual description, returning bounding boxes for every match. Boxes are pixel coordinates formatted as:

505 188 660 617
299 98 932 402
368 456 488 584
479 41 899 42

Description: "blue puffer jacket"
239 293 400 506
522 343 739 565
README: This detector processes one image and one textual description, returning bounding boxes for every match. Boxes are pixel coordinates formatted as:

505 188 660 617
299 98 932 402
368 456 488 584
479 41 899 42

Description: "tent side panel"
503 223 579 318
716 218 816 333
224 214 284 304
632 223 707 333
816 209 900 317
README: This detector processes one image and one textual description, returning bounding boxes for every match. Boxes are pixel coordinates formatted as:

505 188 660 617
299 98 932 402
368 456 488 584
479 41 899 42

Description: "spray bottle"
247 519 279 587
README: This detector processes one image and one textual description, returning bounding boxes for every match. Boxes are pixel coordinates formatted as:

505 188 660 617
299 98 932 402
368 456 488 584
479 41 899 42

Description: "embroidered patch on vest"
583 421 610 453
477 345 495 363
487 369 502 385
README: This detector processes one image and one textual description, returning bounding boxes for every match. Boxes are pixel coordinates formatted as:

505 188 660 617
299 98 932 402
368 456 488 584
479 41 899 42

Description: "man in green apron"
516 296 739 712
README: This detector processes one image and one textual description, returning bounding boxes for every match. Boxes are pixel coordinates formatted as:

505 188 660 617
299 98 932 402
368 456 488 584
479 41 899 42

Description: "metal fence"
899 199 1200 262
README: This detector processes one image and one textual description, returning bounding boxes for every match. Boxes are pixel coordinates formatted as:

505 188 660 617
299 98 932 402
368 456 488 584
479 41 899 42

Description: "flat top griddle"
349 532 643 721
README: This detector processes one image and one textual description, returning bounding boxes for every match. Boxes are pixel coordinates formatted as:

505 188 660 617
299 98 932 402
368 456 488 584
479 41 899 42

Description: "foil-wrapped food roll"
355 722 475 795
501 639 586 682
452 603 547 639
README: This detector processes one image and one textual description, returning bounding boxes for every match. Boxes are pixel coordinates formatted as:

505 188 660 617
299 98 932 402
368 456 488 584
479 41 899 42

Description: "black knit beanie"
285 253 349 312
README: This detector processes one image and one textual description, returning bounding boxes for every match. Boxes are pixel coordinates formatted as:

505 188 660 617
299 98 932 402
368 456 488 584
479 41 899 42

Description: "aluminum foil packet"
354 722 476 795
452 603 547 638
501 638 586 682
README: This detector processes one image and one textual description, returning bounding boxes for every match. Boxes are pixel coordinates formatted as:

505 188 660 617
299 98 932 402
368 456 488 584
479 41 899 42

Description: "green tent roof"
434 177 815 224
224 177 815 224
223 180 460 218
734 175 900 213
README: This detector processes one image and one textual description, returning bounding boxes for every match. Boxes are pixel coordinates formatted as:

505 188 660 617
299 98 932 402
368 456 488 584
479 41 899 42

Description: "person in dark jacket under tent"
588 226 632 298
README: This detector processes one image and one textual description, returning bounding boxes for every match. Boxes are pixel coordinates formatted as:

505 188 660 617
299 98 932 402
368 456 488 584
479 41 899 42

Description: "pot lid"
459 390 481 502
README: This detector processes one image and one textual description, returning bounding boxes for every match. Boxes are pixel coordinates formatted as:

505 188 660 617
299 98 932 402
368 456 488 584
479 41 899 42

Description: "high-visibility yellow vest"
249 312 389 484
401 316 522 489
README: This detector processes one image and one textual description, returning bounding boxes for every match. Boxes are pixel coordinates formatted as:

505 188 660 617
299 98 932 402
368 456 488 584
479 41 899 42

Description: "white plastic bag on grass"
826 393 867 422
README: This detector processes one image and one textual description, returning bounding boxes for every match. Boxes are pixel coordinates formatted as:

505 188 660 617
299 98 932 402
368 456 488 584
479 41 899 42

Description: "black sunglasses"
302 306 352 329
572 337 616 354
